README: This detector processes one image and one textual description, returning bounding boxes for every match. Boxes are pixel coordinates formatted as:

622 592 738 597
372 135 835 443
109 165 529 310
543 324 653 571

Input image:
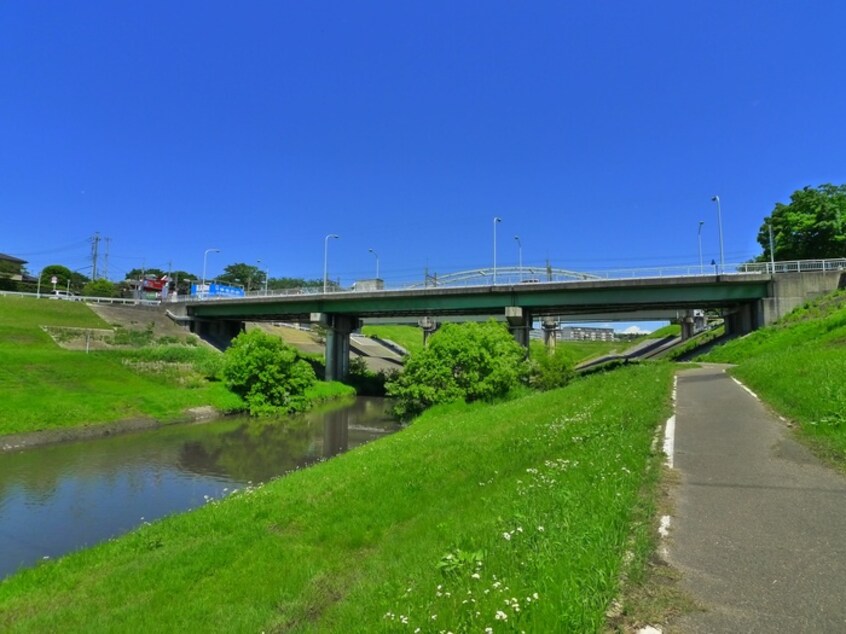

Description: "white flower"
471 572 481 579
537 526 545 532
495 610 508 621
502 532 512 541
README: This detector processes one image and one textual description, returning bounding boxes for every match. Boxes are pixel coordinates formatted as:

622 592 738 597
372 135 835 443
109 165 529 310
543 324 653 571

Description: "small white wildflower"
537 525 545 532
495 610 508 621
471 572 481 579
502 532 511 541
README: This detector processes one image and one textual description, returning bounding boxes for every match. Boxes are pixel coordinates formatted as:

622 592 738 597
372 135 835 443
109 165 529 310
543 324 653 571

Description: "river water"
0 397 398 579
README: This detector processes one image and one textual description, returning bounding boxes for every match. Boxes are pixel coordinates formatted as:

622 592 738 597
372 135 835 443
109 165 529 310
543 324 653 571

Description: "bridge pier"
312 313 359 382
680 310 696 340
541 317 558 350
506 307 532 348
418 316 439 347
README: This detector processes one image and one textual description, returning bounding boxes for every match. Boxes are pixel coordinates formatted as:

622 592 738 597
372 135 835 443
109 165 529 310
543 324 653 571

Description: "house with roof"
0 253 27 281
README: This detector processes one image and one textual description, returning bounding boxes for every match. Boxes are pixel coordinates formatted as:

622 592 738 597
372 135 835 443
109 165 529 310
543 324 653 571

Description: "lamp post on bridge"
493 216 502 284
202 248 220 299
368 248 379 280
323 234 339 293
514 235 522 281
711 195 725 273
697 221 705 274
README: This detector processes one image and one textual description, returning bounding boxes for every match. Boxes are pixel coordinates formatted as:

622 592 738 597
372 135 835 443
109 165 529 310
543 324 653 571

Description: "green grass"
644 323 681 339
0 297 244 434
699 289 846 463
361 324 425 356
0 362 675 632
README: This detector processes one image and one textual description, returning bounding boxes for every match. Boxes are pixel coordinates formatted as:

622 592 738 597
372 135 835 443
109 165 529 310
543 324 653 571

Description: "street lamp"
514 235 522 281
697 221 705 274
493 216 502 284
767 222 776 273
202 248 220 299
711 195 725 273
368 248 380 280
323 234 339 293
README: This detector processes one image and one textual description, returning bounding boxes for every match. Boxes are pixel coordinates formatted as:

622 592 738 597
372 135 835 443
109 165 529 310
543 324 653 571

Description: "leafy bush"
221 329 317 415
528 345 575 391
386 321 527 420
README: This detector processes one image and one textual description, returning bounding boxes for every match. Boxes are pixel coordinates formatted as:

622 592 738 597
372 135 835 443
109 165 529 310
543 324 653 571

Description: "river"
0 397 398 579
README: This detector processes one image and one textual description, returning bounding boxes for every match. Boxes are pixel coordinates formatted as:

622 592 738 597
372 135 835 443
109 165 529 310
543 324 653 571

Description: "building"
0 253 27 281
559 325 616 342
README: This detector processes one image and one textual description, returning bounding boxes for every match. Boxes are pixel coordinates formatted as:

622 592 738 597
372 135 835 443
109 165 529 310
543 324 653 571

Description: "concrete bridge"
168 267 845 381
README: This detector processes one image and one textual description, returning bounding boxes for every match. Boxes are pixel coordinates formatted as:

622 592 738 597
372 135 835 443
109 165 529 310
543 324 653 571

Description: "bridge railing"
0 290 161 306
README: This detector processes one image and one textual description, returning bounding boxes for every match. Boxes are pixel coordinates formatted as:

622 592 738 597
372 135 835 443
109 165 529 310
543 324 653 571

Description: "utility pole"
103 237 111 280
91 232 101 280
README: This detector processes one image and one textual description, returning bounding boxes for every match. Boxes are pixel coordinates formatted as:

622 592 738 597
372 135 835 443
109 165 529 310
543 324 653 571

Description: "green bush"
528 345 575 390
221 330 317 415
386 320 527 420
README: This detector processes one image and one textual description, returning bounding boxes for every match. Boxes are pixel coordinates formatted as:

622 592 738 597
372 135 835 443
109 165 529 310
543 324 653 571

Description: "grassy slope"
0 363 674 633
700 289 846 461
0 297 244 435
361 324 424 356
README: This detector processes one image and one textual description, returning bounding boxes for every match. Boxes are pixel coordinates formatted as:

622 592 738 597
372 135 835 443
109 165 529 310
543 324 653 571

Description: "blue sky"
3 1 845 291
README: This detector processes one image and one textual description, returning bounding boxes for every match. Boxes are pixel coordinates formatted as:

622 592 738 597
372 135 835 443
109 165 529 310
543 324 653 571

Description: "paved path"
667 365 846 632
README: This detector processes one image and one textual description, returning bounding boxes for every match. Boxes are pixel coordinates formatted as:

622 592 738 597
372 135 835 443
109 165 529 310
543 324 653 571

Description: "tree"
221 330 317 415
267 277 328 291
125 267 165 280
82 279 119 297
40 265 90 293
217 263 265 292
386 321 528 420
758 184 846 261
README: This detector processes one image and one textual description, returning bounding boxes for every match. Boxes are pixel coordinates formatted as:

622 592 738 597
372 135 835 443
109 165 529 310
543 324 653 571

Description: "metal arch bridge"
406 266 602 288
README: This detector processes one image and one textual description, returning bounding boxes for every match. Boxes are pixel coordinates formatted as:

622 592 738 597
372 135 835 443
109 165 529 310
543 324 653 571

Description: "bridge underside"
177 271 844 380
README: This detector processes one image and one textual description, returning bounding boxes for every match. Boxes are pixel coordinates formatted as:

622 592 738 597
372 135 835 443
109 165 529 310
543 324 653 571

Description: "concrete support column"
680 311 696 341
506 306 532 348
541 317 558 350
312 313 359 382
418 316 439 347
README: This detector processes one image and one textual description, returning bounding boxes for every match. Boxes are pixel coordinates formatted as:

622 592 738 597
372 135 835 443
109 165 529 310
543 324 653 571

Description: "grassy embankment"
0 362 674 632
699 289 846 463
0 297 351 436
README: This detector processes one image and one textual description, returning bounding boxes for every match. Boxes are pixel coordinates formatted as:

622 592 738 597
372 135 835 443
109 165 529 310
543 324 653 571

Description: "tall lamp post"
767 222 776 273
202 248 220 299
711 195 725 273
368 248 380 280
323 234 339 293
697 221 705 274
514 235 522 281
493 216 502 284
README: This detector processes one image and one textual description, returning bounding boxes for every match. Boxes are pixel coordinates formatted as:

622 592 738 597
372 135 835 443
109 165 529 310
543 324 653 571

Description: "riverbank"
0 405 222 452
0 362 674 632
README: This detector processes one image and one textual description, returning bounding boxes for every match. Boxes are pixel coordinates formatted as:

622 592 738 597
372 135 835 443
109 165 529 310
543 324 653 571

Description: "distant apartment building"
559 325 616 342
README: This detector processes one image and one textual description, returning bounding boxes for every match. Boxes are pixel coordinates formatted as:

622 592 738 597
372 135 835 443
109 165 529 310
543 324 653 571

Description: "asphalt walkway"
667 365 846 632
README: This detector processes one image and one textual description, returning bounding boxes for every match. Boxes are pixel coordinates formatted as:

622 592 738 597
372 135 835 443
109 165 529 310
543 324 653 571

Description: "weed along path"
667 365 846 631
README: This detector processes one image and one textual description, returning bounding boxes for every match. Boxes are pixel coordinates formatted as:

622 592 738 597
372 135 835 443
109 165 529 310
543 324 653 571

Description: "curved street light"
368 248 380 280
323 234 340 293
514 235 522 281
711 195 725 273
202 248 220 299
493 216 502 284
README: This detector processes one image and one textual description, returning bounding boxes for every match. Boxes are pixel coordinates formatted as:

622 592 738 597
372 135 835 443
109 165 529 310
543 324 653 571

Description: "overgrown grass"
0 297 245 434
699 289 846 463
0 362 675 632
644 324 681 339
361 324 424 356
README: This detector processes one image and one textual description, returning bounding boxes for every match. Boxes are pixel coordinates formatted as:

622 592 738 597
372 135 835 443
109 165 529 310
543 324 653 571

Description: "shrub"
221 330 317 415
528 345 575 391
386 321 527 420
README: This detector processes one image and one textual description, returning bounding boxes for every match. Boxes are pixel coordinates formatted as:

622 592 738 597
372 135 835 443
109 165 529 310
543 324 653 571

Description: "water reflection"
0 397 397 579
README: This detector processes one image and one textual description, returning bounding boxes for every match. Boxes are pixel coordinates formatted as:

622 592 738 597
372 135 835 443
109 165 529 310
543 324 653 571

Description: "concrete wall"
760 271 845 325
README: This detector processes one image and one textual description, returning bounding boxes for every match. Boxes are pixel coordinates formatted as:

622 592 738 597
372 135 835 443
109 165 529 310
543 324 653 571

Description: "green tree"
218 263 265 292
527 344 575 391
267 277 328 291
40 265 90 293
221 330 317 415
758 184 846 261
82 278 119 297
386 321 527 420
125 267 166 280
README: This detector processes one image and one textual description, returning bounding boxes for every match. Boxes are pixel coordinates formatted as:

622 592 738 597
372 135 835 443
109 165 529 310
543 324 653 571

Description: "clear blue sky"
3 1 845 288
